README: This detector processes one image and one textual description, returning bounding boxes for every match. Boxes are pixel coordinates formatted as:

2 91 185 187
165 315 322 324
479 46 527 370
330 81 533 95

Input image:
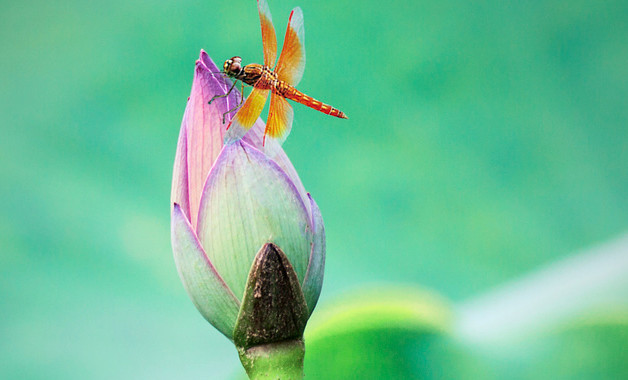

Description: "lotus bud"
171 51 325 378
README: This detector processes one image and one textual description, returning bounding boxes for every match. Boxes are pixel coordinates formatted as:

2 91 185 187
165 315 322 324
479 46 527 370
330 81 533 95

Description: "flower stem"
238 339 305 380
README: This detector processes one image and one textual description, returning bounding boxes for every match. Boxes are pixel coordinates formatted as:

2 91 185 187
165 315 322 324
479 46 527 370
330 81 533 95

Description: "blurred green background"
2 0 627 378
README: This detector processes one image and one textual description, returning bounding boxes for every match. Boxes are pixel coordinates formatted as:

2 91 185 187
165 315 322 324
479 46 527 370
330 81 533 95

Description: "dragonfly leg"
208 80 237 105
221 83 246 124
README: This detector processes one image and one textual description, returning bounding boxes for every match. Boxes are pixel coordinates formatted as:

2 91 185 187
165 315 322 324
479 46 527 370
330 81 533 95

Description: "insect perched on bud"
212 0 348 152
172 49 325 378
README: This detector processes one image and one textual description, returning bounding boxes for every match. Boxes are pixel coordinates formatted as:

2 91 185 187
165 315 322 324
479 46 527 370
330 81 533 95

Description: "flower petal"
185 50 241 227
171 203 240 339
171 106 191 218
196 141 313 300
301 194 325 315
241 119 312 219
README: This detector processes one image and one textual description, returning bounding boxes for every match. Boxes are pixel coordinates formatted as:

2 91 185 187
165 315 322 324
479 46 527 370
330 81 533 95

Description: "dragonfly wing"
275 7 305 86
224 87 269 144
257 0 277 68
265 92 294 147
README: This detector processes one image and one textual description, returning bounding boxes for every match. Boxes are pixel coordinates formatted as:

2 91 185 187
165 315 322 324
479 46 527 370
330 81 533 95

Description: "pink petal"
185 51 240 227
171 105 191 219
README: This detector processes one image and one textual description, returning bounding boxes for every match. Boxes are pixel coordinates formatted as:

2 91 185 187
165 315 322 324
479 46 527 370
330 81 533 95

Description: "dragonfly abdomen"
277 83 348 119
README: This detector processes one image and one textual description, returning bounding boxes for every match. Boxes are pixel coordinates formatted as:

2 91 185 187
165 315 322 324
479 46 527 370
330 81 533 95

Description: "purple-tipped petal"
301 194 326 315
172 203 241 339
171 106 191 219
182 51 240 227
196 141 313 300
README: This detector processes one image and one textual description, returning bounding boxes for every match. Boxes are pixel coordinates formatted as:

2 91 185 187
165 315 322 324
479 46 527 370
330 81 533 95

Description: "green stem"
238 339 305 380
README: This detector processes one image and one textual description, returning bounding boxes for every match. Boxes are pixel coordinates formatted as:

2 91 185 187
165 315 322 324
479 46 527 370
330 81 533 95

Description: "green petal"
302 195 325 316
196 141 313 301
171 203 240 339
241 118 312 219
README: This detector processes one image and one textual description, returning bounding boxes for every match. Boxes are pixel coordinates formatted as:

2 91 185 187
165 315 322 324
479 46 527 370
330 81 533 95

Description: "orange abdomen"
280 84 348 119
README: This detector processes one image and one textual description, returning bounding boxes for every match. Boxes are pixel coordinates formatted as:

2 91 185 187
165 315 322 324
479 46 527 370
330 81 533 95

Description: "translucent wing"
265 92 294 147
275 7 305 86
224 87 269 144
257 0 277 68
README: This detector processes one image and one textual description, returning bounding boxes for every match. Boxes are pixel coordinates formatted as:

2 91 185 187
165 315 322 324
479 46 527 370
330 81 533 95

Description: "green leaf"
303 287 453 379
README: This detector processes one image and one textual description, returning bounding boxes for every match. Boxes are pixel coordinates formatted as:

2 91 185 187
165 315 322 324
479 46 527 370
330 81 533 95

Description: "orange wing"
265 92 294 147
275 7 305 86
257 0 277 68
224 87 269 144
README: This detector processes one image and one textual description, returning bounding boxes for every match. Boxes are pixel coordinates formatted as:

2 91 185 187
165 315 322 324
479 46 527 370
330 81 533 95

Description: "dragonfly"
211 0 347 148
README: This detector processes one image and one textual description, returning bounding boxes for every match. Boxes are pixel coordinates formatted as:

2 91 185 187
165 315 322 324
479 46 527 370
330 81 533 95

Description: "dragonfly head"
223 56 243 78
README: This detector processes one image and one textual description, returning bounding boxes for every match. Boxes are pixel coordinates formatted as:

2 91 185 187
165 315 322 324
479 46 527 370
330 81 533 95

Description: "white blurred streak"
455 233 628 345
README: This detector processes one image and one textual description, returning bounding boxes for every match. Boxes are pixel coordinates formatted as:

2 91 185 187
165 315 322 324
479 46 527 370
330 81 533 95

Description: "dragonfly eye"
227 56 242 74
230 61 241 73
